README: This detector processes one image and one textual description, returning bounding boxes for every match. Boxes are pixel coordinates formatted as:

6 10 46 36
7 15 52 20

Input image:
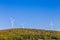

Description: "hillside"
0 28 60 40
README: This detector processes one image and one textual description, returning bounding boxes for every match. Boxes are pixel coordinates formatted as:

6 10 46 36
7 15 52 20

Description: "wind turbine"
21 24 25 29
11 17 15 29
49 21 54 30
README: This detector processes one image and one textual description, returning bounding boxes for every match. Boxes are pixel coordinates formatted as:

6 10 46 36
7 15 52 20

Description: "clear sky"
0 0 60 31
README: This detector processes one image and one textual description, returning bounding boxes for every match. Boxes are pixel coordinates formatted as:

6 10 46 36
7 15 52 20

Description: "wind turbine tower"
49 21 54 30
20 24 24 29
11 17 15 29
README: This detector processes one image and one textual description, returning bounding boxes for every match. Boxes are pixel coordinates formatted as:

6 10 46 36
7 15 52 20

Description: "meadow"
0 28 60 40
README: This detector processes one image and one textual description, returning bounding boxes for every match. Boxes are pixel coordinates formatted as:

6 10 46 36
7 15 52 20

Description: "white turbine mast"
22 24 24 28
11 17 15 29
21 24 24 28
49 21 54 30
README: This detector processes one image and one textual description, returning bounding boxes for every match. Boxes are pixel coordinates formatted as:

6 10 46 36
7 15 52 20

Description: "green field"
0 28 60 40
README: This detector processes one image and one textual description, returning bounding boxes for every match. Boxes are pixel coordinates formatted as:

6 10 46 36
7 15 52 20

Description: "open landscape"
0 0 60 40
0 28 60 40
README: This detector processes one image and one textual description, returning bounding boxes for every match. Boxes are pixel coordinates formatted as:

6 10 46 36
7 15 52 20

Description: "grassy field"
0 28 60 40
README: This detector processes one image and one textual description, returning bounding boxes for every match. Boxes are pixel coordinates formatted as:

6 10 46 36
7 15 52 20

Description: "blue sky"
0 0 60 31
